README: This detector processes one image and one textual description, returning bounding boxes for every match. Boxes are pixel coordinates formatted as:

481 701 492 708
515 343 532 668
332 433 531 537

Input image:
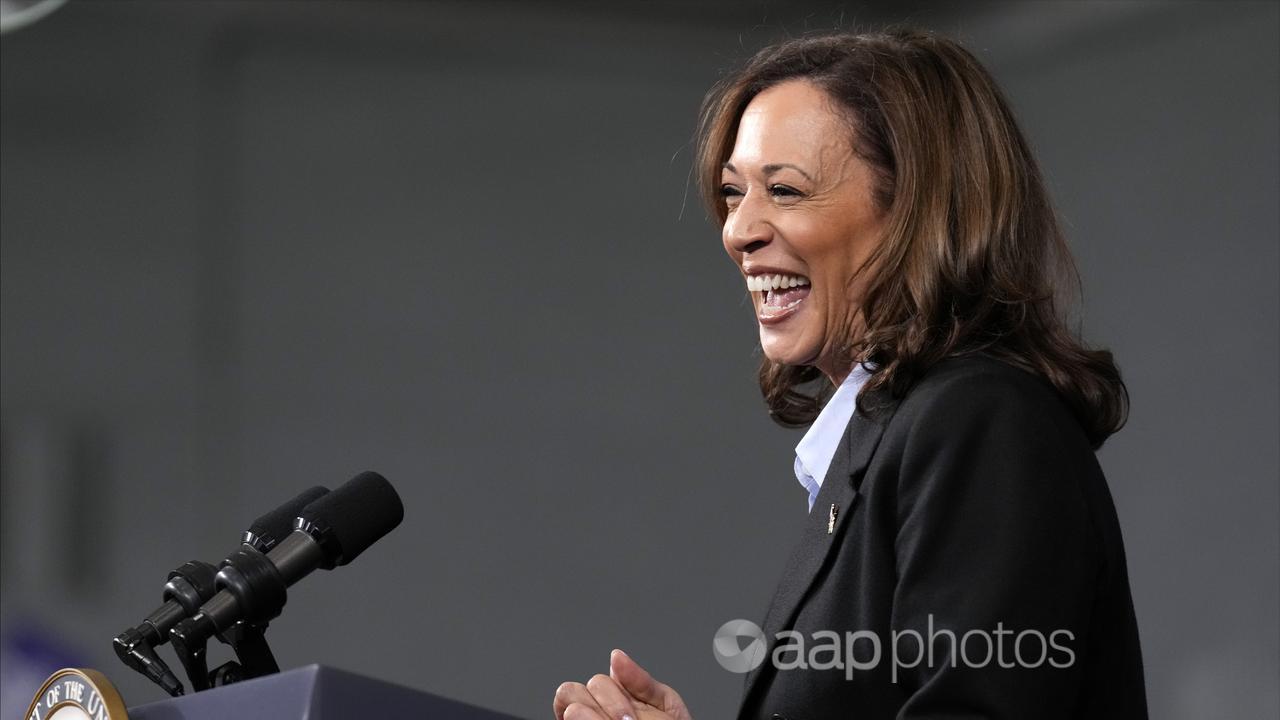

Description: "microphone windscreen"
299 471 403 565
247 486 330 550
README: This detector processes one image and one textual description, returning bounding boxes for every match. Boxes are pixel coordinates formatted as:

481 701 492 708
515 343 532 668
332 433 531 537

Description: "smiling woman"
701 29 1128 440
554 27 1146 720
719 79 887 382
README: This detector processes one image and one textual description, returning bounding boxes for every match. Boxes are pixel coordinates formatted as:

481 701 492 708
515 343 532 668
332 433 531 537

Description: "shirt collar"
794 363 874 511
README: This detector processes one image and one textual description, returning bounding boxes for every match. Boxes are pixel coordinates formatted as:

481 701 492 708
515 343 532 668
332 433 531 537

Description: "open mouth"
747 273 811 320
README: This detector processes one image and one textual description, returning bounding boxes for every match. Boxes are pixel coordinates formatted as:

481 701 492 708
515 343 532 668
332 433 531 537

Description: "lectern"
126 664 526 719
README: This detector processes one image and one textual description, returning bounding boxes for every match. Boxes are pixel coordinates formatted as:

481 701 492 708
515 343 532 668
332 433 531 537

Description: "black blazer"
738 354 1147 719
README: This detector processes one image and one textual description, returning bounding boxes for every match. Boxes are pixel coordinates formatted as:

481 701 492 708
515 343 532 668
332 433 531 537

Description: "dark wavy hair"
695 28 1127 448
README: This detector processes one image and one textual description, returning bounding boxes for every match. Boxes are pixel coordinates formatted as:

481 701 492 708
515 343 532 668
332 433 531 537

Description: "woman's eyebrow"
720 161 813 181
763 163 813 181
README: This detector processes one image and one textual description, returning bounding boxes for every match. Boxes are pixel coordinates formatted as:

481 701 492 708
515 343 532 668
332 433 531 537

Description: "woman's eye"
718 184 799 206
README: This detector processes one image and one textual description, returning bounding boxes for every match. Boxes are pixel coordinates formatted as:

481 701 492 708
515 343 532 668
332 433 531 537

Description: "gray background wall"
1 1 1276 718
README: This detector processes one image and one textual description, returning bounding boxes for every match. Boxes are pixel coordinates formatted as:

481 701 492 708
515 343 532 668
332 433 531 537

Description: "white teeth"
745 273 809 293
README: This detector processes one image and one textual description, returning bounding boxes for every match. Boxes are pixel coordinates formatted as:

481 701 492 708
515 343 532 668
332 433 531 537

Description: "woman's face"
721 79 886 382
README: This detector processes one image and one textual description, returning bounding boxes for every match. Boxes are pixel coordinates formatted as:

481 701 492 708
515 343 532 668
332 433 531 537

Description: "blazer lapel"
740 403 892 710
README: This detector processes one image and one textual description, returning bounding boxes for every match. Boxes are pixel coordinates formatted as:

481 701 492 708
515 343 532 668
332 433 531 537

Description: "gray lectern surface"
127 664 527 719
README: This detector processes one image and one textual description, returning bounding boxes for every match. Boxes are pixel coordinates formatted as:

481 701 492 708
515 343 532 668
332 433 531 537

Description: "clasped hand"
553 649 693 720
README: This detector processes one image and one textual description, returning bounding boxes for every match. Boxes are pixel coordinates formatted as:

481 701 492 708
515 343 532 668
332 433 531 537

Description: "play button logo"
712 619 767 673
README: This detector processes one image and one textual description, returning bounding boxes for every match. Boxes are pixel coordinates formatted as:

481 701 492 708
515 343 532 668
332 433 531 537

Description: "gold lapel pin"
828 503 838 534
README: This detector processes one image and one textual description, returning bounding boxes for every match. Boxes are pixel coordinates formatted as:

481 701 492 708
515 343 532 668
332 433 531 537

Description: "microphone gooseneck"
169 472 403 692
112 484 331 696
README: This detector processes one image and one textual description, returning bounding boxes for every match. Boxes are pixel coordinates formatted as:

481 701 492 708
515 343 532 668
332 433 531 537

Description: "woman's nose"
723 199 773 255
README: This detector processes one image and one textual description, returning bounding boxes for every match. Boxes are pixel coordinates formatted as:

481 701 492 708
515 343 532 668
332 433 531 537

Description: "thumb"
609 649 667 709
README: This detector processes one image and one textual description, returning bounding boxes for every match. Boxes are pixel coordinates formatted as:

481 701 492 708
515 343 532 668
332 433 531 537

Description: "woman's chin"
759 331 819 367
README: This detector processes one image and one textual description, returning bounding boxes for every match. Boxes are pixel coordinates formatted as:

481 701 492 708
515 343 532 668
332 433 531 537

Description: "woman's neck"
818 359 854 388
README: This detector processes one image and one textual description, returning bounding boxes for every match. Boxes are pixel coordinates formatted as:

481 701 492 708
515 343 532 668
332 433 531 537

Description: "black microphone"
242 485 331 554
113 485 330 695
171 472 403 659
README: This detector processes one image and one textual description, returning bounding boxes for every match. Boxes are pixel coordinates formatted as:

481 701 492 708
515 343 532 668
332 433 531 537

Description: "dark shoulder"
884 353 1091 451
900 353 1055 410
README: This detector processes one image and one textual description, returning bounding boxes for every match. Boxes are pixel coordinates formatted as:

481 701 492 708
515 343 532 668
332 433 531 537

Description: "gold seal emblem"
24 668 128 720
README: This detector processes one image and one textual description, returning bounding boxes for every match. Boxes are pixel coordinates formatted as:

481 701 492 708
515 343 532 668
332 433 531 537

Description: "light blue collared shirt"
794 364 873 512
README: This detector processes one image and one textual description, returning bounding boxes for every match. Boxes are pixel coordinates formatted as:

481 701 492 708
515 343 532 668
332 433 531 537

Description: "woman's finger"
553 681 606 720
585 673 639 720
609 649 677 710
563 703 609 720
